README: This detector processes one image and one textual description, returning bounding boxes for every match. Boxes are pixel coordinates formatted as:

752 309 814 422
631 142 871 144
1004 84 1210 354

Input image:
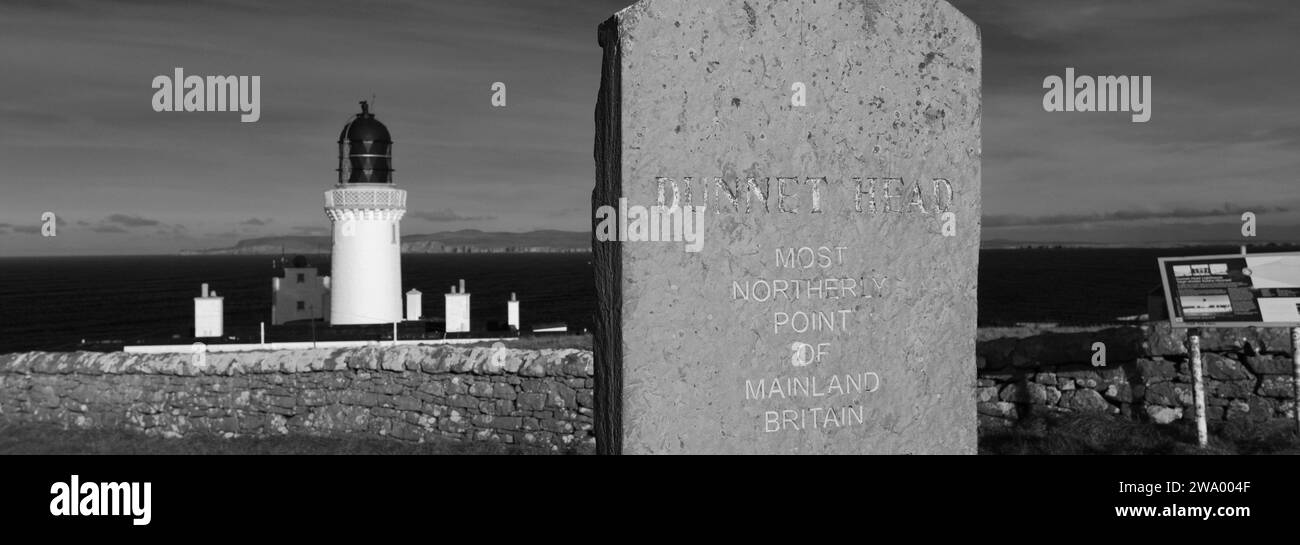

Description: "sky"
0 0 1297 255
951 0 1300 245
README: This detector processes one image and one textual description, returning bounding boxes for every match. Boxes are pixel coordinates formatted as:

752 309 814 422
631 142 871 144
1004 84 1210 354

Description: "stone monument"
594 0 981 454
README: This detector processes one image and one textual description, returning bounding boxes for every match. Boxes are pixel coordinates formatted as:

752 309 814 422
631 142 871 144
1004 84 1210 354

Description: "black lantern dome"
337 101 393 184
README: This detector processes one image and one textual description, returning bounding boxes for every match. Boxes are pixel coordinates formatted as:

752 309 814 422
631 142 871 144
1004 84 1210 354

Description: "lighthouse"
324 101 406 325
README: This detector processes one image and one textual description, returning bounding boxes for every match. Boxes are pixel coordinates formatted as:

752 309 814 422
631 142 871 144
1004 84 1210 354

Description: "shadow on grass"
980 412 1300 455
0 423 591 455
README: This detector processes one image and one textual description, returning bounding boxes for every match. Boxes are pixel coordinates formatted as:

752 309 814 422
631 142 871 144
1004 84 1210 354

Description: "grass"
0 423 587 455
8 409 1295 455
980 413 1300 455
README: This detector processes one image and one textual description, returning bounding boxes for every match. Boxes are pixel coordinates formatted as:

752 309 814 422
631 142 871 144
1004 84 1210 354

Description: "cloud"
0 215 64 233
240 217 273 226
985 204 1293 228
409 209 496 222
547 207 584 218
985 221 1300 246
104 213 160 227
947 0 1300 245
92 225 128 234
2 0 1298 253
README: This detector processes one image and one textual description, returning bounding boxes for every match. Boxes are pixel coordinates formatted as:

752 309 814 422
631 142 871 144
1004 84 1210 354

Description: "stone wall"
0 345 595 452
978 324 1298 428
8 325 1293 448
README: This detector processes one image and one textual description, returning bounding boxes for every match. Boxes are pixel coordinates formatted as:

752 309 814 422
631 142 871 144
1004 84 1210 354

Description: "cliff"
182 229 591 255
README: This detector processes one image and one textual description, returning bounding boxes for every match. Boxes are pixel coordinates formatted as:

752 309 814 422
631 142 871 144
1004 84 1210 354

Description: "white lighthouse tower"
324 101 406 325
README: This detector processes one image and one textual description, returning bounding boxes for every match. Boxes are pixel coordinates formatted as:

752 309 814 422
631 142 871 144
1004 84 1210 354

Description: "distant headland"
980 239 1300 250
181 229 590 255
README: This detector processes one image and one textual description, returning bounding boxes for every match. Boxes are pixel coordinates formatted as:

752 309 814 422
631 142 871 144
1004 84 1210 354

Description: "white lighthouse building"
324 101 406 325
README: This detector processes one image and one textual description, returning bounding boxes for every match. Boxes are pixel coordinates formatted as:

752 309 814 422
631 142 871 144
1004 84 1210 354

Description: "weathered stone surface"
1057 370 1102 390
1211 380 1254 399
977 402 1017 419
977 338 1017 370
1245 355 1294 375
1011 333 1093 367
1059 389 1111 413
469 382 494 397
1096 367 1129 389
1094 327 1145 362
1279 400 1297 419
999 382 1047 405
0 344 590 379
1045 386 1062 406
1258 376 1296 399
1145 405 1183 425
1204 354 1252 381
1226 397 1274 422
1142 322 1187 356
1145 382 1193 407
1102 383 1132 404
0 346 595 453
1146 322 1293 355
517 392 547 411
594 0 981 454
1000 329 1141 369
974 333 1299 427
977 414 1014 429
1136 358 1177 383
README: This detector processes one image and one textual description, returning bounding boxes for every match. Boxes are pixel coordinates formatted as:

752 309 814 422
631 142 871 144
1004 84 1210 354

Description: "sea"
0 246 1292 353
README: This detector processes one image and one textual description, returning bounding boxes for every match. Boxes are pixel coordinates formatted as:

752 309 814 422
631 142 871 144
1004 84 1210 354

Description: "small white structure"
194 283 224 338
445 279 470 333
405 289 423 321
507 292 520 331
533 323 568 334
271 256 330 325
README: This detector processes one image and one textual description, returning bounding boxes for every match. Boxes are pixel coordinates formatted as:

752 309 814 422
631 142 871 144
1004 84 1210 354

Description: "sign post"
1157 250 1300 447
1293 327 1300 434
1186 328 1207 448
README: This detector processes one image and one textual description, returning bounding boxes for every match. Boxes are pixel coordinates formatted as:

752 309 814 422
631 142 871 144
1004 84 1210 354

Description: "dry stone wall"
7 322 1291 449
978 324 1298 428
0 345 595 452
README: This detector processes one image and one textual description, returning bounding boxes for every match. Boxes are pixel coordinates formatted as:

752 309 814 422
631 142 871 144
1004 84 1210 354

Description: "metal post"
1292 327 1300 435
1188 328 1208 448
393 322 398 345
260 321 265 345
